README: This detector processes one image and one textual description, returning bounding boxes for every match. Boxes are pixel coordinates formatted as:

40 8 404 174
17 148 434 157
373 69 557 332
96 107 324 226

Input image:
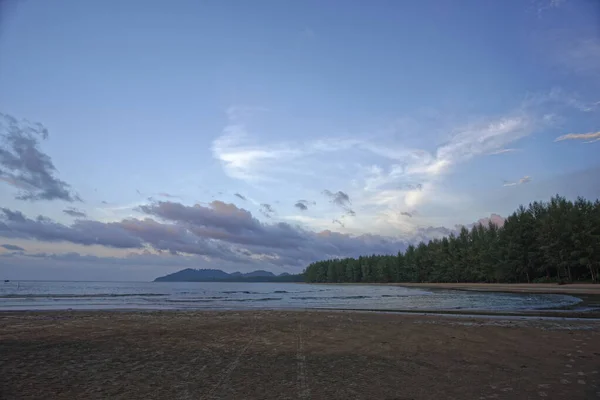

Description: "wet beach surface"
2 310 600 400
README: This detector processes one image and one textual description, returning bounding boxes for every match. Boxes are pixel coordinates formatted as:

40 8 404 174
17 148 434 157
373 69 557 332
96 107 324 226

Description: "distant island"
154 268 304 282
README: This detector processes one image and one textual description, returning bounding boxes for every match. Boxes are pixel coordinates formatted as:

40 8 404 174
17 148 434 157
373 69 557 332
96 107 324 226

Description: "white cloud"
214 104 537 184
522 88 600 115
360 114 535 190
212 106 300 182
503 176 532 187
210 101 548 235
405 188 426 208
435 116 532 169
555 131 600 143
489 148 520 155
355 114 536 211
211 121 301 182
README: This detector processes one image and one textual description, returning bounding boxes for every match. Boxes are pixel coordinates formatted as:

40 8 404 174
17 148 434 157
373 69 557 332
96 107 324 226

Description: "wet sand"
395 282 600 295
1 310 600 399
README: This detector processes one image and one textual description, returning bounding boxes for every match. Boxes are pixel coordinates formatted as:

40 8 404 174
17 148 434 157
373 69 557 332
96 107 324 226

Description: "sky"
1 0 599 281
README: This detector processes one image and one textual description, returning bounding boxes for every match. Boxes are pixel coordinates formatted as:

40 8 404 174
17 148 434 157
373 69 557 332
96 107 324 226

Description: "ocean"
0 280 582 312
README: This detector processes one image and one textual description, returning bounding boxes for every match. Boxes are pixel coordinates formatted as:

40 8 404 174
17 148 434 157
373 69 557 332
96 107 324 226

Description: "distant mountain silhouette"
243 270 275 278
154 268 301 282
154 268 230 282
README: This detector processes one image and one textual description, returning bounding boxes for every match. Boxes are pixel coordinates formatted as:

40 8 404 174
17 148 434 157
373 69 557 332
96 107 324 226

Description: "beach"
2 310 600 400
395 283 600 295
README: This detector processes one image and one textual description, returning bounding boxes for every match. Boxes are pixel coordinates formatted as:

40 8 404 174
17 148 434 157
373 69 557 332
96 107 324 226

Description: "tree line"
304 195 600 284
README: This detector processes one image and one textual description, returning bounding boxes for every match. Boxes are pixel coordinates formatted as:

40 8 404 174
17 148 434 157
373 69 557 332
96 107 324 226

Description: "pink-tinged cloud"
555 131 600 143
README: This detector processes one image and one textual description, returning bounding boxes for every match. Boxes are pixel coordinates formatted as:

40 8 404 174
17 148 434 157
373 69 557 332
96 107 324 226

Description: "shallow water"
0 281 583 311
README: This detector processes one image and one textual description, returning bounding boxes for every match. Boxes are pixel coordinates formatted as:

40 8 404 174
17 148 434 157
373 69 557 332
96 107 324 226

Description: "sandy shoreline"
311 281 600 295
2 310 600 399
393 282 600 295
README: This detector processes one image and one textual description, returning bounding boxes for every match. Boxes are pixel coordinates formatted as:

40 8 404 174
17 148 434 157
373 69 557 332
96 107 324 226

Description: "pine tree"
303 195 600 284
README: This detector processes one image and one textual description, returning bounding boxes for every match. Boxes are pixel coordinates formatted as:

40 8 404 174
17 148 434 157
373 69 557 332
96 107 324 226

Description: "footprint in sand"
560 379 571 384
578 372 585 376
538 384 550 389
578 380 586 385
538 392 547 397
566 364 573 368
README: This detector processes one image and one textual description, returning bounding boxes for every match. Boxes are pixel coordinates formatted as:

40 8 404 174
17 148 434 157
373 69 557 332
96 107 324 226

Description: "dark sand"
395 282 600 295
1 310 600 399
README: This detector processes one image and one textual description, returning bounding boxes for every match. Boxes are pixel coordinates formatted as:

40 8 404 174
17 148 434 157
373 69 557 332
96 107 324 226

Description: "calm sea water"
0 281 582 312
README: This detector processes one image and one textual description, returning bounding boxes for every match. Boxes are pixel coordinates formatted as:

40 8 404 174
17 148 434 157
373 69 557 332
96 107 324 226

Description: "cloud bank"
1 201 416 271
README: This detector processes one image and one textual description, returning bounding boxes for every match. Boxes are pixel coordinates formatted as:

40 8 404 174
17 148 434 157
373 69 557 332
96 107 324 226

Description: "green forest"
304 195 600 284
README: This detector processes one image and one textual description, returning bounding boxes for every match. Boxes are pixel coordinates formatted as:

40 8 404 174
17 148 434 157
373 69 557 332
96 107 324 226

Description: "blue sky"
1 0 599 280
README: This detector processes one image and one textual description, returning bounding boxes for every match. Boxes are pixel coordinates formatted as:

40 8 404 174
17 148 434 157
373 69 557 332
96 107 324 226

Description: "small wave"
0 293 168 299
171 296 226 301
223 297 282 302
166 297 282 303
166 299 217 303
250 297 281 302
291 295 371 300
221 291 259 294
273 290 288 294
